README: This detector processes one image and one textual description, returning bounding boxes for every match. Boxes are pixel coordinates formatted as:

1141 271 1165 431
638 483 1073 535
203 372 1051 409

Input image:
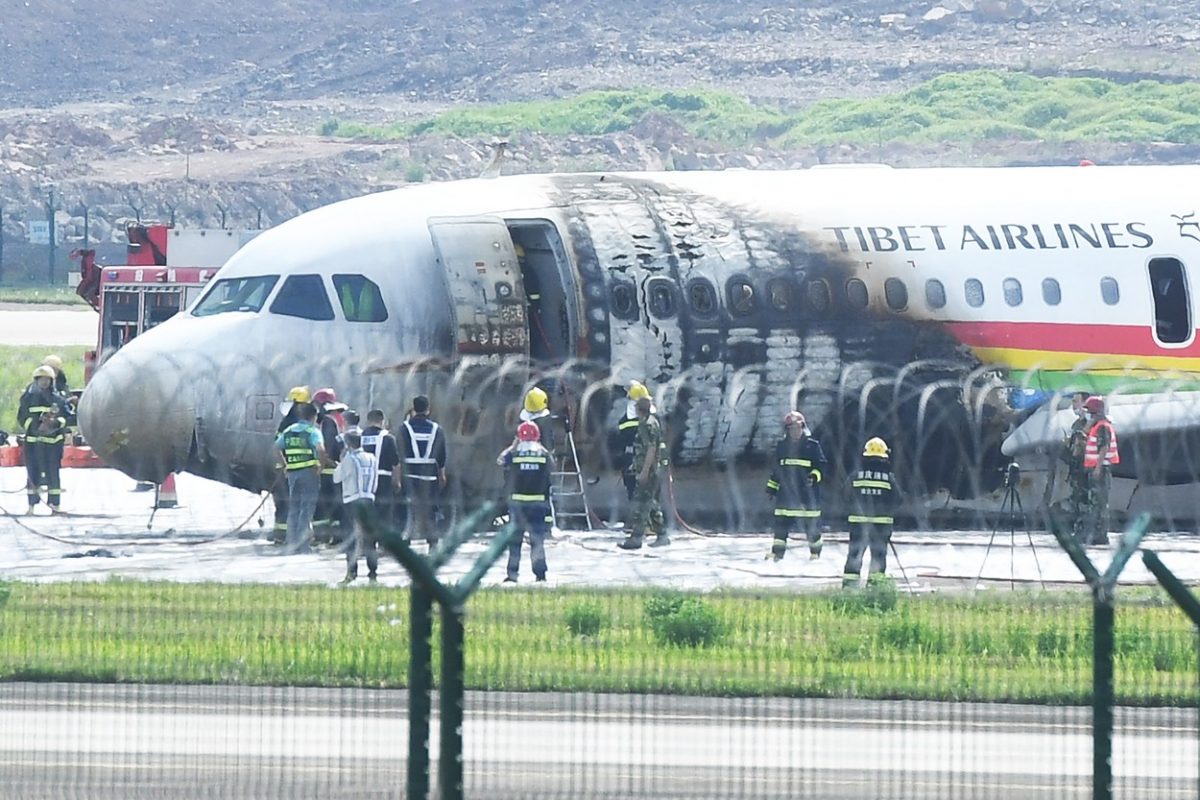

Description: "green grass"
0 582 1195 705
0 345 87 434
322 71 1200 149
0 285 87 305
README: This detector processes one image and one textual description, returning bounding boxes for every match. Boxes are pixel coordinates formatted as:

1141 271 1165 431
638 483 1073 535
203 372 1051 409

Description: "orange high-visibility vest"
1083 420 1119 468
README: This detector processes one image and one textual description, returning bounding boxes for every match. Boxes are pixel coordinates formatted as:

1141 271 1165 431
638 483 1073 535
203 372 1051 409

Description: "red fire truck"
73 224 260 382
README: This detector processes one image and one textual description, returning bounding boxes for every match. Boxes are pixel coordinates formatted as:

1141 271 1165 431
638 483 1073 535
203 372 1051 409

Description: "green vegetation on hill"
323 71 1200 148
0 581 1194 705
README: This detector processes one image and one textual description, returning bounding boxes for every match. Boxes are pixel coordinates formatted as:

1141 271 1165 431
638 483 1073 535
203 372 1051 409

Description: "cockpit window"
333 275 388 322
269 274 335 321
191 275 279 317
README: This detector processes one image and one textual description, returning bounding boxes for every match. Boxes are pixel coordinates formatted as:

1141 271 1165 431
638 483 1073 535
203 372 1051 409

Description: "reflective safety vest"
402 420 441 481
25 417 66 446
1083 420 1119 468
510 451 551 503
281 423 321 471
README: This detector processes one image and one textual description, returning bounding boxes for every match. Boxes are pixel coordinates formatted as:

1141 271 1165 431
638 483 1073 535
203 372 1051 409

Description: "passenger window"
686 279 717 317
964 278 985 308
846 278 868 309
727 278 756 315
1149 257 1191 344
767 277 794 312
648 279 676 318
1003 278 1023 307
1042 278 1062 306
192 275 279 316
610 283 638 321
924 278 946 309
333 275 388 322
1101 277 1120 306
807 279 831 313
884 278 908 311
269 274 335 321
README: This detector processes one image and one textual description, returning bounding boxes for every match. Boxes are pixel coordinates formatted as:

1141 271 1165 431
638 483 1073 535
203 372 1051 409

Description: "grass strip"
0 286 87 306
0 581 1195 705
322 70 1200 148
0 345 87 434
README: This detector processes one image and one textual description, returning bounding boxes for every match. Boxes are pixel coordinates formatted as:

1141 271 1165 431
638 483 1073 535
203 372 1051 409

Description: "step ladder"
549 427 593 531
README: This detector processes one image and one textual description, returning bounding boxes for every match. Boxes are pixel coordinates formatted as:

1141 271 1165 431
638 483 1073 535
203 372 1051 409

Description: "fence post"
1048 513 1150 800
1140 550 1200 799
45 187 57 284
0 200 5 282
407 583 434 800
375 502 518 800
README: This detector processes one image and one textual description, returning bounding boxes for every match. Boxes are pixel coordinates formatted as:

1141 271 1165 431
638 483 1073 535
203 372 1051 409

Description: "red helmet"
783 410 806 429
517 421 541 442
312 388 337 406
1084 396 1105 415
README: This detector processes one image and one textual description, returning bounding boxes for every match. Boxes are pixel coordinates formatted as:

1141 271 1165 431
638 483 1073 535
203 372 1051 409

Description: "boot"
648 534 670 548
618 535 643 550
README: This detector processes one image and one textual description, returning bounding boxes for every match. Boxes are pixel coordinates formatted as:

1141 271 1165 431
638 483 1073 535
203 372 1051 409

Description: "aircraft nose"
78 339 196 482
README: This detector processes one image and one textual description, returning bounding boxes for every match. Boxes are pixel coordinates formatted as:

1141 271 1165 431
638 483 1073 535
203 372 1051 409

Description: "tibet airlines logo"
1173 212 1200 243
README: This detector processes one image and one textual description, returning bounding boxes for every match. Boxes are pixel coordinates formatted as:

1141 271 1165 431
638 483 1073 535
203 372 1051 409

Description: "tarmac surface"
0 683 1195 799
0 304 95 346
4 467 1200 590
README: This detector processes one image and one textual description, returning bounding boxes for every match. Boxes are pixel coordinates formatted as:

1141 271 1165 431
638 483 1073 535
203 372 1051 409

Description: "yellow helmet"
42 354 63 371
32 365 56 380
863 437 890 458
627 381 650 401
524 387 549 413
287 385 312 404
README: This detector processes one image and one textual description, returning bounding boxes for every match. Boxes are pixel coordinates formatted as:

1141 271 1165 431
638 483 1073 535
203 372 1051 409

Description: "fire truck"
73 224 260 382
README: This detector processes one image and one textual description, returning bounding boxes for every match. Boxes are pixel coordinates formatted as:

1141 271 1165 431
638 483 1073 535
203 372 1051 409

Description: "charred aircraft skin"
80 170 1014 526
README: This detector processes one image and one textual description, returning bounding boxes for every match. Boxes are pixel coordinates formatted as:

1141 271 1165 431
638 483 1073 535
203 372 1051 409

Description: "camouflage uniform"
1085 420 1113 546
1061 414 1089 541
620 412 667 548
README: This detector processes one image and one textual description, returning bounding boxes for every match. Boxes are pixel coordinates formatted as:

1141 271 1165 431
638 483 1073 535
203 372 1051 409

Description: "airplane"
77 164 1200 528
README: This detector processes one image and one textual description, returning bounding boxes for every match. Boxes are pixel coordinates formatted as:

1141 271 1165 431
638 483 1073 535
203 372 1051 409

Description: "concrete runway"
0 304 95 346
0 683 1195 799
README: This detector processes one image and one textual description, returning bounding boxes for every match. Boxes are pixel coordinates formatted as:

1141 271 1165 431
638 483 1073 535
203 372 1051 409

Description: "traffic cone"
155 473 179 509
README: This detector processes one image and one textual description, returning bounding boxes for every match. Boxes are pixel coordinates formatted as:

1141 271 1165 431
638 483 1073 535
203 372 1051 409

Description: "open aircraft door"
429 217 529 359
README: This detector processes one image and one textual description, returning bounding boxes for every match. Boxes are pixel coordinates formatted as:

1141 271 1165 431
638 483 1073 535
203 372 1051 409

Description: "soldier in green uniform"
618 396 669 550
1060 392 1090 542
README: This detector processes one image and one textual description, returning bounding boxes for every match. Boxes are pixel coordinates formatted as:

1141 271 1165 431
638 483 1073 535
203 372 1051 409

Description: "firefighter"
520 386 555 453
843 437 898 587
271 386 313 543
18 365 71 513
1082 396 1119 546
274 401 328 553
1059 392 1090 542
618 395 669 550
25 405 68 513
501 421 555 583
399 395 448 546
311 387 346 544
361 409 401 533
608 381 650 502
765 410 827 561
41 354 69 395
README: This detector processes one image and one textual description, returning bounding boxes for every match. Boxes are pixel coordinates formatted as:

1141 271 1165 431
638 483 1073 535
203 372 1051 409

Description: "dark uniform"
400 415 447 544
361 423 401 532
619 410 668 548
608 410 640 500
503 444 554 582
843 455 898 587
18 382 70 511
1061 413 1089 541
312 410 344 543
766 434 827 559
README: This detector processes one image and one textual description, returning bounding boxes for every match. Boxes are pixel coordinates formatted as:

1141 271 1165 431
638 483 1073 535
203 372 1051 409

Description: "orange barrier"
0 445 105 469
0 446 21 468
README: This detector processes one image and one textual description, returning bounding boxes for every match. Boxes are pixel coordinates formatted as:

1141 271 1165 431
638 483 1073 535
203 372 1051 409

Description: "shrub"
564 601 605 637
318 118 340 136
863 573 899 612
645 595 725 648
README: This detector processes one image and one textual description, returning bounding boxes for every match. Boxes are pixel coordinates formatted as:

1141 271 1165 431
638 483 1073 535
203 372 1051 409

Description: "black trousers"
313 471 345 541
405 480 439 544
24 442 62 507
844 521 893 581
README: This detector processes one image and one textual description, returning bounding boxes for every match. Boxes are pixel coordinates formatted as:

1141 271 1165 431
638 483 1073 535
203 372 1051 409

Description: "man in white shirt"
333 431 380 584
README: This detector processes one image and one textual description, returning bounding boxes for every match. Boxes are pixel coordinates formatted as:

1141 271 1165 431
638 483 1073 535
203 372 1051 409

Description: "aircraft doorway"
1149 257 1192 345
507 220 575 361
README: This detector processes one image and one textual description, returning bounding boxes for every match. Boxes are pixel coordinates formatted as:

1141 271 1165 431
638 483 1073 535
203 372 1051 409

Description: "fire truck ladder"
550 427 593 531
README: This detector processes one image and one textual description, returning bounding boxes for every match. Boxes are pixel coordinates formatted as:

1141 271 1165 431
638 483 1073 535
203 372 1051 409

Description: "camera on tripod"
1001 461 1020 487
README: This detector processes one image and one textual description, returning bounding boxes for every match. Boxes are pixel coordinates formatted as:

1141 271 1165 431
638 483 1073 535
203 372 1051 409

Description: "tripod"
974 463 1046 590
